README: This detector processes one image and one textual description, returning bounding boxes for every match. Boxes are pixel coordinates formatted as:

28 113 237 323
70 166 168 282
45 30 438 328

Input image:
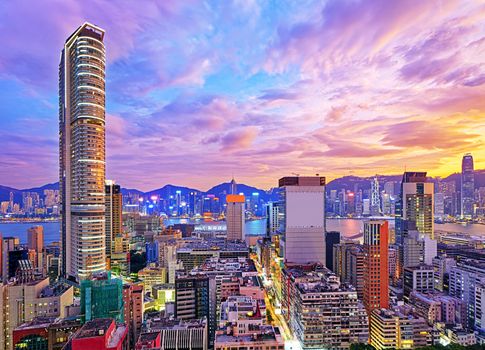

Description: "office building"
226 194 245 240
27 226 43 269
1 236 19 282
403 265 435 300
363 220 389 312
461 153 475 218
403 231 437 267
325 231 340 271
369 308 431 350
80 272 124 323
137 265 167 288
265 201 280 234
106 180 122 268
433 255 456 292
396 172 434 244
282 266 369 349
69 318 128 350
278 176 326 265
59 22 107 281
175 274 216 347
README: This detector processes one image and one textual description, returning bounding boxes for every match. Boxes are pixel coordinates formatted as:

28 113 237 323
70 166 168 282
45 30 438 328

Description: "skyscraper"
226 194 245 240
461 153 474 219
59 23 106 281
370 176 381 216
27 226 44 269
278 176 326 265
395 172 434 244
105 180 122 268
363 220 389 313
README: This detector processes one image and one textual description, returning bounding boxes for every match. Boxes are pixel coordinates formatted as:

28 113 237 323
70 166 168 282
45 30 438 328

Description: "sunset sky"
1 0 485 191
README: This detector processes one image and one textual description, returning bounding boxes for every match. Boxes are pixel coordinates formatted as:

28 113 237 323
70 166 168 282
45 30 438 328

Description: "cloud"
1 0 485 190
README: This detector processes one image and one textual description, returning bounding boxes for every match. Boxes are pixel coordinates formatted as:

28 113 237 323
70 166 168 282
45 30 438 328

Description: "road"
250 253 299 348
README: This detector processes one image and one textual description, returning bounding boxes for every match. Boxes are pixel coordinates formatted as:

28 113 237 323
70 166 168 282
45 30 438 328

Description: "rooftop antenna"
291 172 300 177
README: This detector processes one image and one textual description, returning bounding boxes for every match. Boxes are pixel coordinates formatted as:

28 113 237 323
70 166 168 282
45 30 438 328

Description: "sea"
1 218 484 244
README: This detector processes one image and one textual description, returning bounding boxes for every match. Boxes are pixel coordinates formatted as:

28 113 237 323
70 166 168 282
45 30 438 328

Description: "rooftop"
74 318 113 339
138 332 160 342
216 325 281 344
14 317 56 331
177 238 248 253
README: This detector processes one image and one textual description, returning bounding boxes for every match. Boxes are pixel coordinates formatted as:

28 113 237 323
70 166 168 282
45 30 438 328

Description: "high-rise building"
105 180 122 268
403 264 435 300
175 274 216 347
461 153 475 218
59 23 107 281
363 220 389 312
27 226 43 269
226 194 245 240
325 231 340 271
278 176 326 265
370 176 381 216
396 172 434 245
80 272 124 323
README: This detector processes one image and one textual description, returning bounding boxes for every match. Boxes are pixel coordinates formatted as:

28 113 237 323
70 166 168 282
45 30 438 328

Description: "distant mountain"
205 182 278 202
2 169 485 203
144 184 201 199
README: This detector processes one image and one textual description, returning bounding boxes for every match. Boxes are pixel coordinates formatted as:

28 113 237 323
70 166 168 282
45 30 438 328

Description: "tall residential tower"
59 23 107 281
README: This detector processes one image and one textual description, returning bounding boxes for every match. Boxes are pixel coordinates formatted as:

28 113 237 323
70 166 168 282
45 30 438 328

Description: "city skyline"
1 1 485 191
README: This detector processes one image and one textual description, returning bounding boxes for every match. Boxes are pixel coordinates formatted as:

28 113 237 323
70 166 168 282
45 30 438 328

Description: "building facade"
226 194 245 240
461 153 475 218
59 22 107 281
278 176 326 265
363 220 389 312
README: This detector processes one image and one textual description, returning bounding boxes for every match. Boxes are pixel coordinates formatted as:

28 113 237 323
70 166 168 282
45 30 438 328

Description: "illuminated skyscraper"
461 153 474 219
59 23 106 281
363 220 389 313
278 176 326 265
370 176 381 216
105 180 122 268
395 172 434 244
226 194 245 240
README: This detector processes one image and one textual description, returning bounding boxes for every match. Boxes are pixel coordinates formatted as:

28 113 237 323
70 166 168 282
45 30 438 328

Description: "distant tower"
59 23 107 281
230 177 237 194
27 226 44 269
226 194 245 240
461 153 474 219
370 176 381 216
